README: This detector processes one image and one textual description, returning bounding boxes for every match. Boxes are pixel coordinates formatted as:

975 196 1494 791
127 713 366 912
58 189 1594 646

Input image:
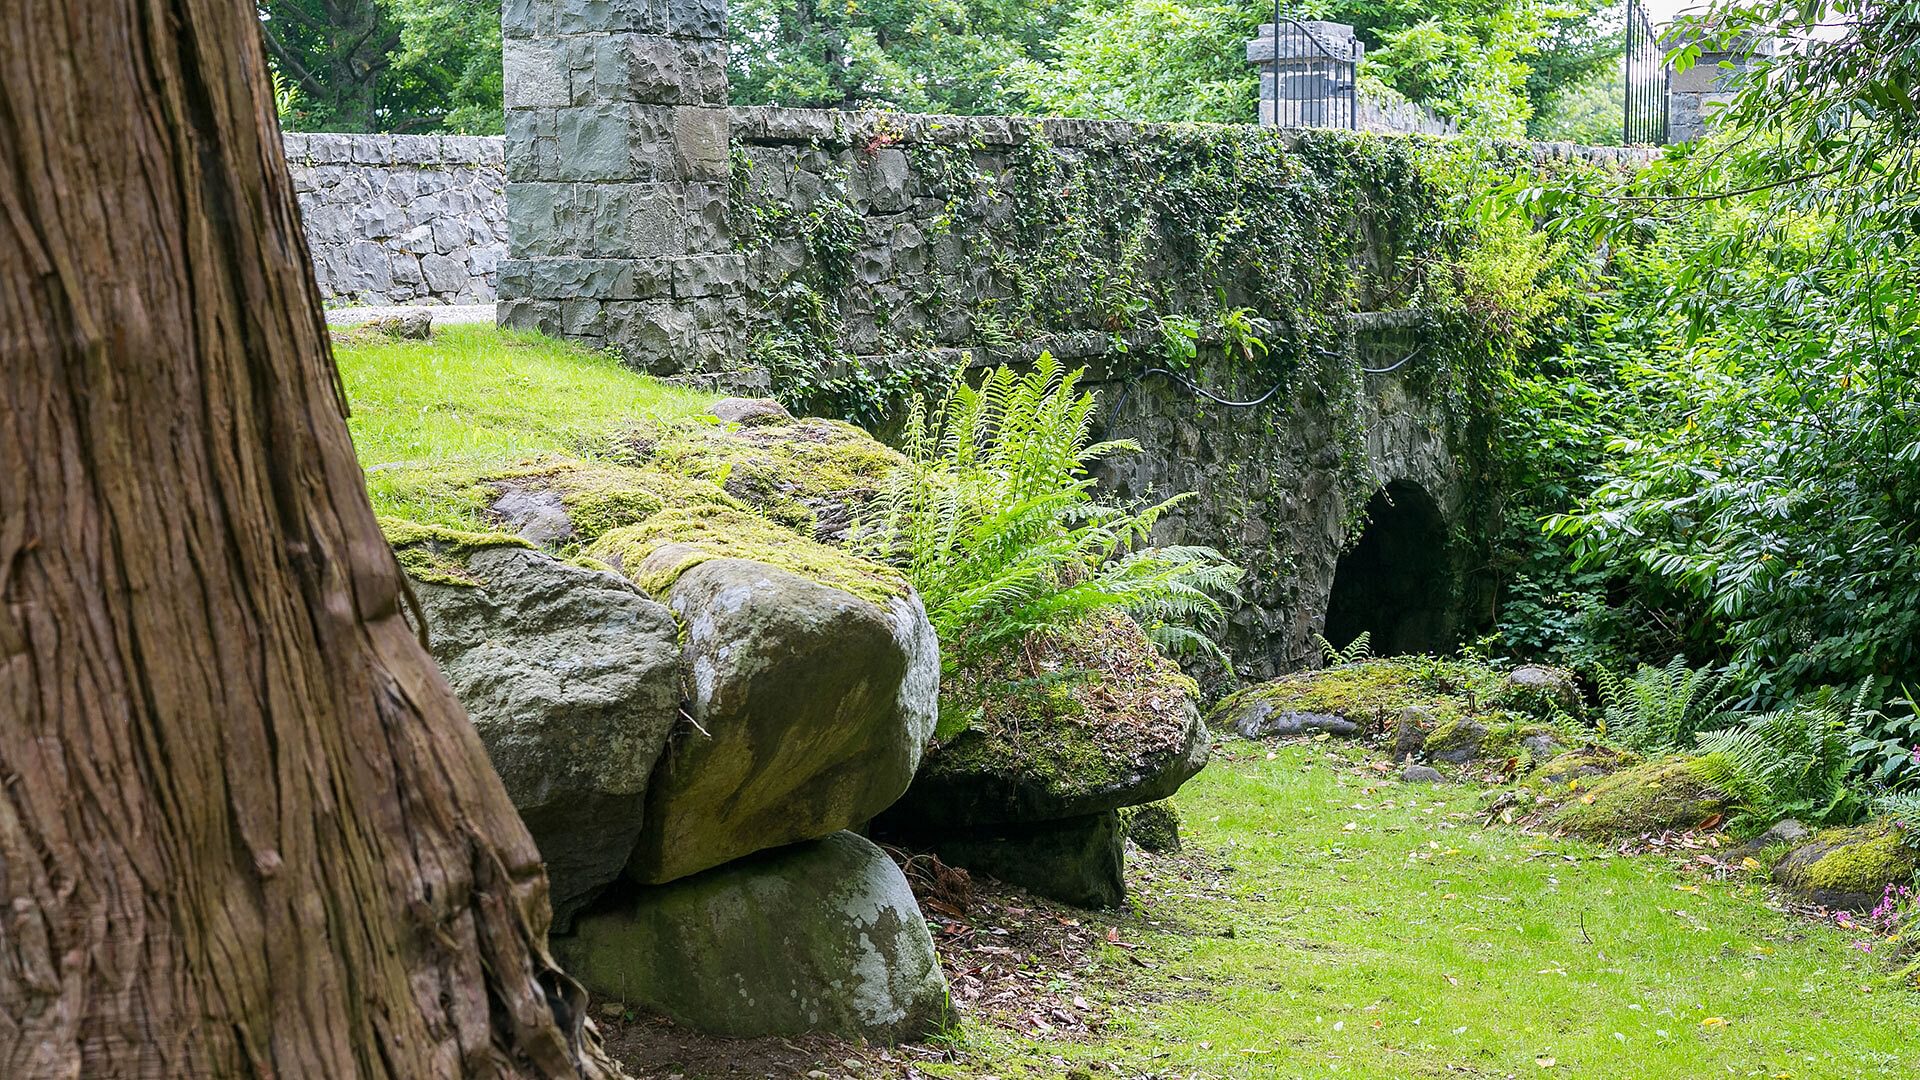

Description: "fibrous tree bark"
0 2 623 1076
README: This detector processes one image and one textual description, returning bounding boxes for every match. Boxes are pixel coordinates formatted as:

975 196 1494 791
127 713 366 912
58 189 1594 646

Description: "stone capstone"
408 545 682 929
556 832 952 1042
624 556 939 883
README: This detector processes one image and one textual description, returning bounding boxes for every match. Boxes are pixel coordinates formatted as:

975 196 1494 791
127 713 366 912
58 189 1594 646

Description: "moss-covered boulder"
1124 800 1183 853
883 611 1208 832
1773 821 1919 911
484 458 738 550
1500 664 1585 721
1525 746 1637 790
394 528 683 928
594 519 938 884
1546 758 1731 839
615 407 906 543
1208 657 1571 747
932 812 1128 909
557 832 951 1042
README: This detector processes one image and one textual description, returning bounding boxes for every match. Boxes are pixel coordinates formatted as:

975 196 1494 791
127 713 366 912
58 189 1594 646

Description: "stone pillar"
1666 35 1776 143
498 0 741 373
1245 21 1360 130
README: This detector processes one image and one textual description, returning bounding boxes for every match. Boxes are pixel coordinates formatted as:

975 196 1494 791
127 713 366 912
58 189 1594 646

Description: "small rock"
1520 733 1563 760
1425 717 1487 764
1392 706 1430 760
1504 664 1584 719
1401 764 1444 784
933 811 1127 909
365 308 433 339
1123 800 1182 853
1773 821 1917 911
1232 704 1361 740
708 396 793 426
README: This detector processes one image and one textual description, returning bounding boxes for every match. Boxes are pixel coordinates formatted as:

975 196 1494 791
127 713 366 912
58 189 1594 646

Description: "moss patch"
930 611 1200 797
380 517 531 586
614 415 905 540
585 503 908 607
1775 821 1919 902
1546 758 1730 839
1524 746 1638 791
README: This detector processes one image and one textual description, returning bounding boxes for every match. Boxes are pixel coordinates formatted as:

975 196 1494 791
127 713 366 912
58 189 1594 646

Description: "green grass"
936 741 1917 1079
332 324 717 523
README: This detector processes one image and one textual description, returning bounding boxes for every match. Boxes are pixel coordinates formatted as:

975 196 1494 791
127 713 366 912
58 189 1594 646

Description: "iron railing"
1258 10 1359 130
1624 0 1670 145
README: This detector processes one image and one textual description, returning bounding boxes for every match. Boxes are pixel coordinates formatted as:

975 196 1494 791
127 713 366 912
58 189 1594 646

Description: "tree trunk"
0 3 623 1077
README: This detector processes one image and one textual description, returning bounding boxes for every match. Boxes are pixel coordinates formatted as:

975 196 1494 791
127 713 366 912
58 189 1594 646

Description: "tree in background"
1 0 614 1073
264 0 503 132
729 0 1070 113
1499 0 1920 705
1008 0 1259 122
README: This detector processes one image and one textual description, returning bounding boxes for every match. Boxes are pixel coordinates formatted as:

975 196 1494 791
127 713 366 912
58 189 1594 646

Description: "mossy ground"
910 741 1919 1078
612 414 905 537
1210 657 1560 733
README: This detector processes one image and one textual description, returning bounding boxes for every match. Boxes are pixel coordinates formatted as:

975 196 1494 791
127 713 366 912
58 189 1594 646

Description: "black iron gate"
1624 0 1670 144
1261 9 1359 130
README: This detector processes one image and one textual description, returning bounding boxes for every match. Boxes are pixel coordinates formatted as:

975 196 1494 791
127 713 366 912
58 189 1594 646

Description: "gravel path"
324 303 495 326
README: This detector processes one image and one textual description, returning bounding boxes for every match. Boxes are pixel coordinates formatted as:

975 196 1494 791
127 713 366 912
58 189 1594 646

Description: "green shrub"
865 354 1241 674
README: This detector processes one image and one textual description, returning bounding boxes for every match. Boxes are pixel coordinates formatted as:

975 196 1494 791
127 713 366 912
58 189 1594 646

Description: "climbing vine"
727 120 1622 655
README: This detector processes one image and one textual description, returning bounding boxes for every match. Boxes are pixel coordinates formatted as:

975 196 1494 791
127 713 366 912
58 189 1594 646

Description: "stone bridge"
478 1 1645 680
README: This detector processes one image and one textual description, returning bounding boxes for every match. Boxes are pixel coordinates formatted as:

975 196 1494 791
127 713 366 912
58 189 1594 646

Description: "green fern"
1314 631 1373 667
1594 656 1725 754
1691 682 1874 827
866 354 1243 674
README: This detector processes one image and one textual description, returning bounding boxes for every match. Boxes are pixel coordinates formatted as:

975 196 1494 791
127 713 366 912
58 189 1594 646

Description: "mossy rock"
1494 664 1586 722
879 611 1208 833
586 503 909 609
380 517 531 586
1773 821 1919 911
1123 800 1183 853
1524 746 1637 791
1208 658 1518 740
1545 758 1731 839
486 458 739 549
615 411 906 543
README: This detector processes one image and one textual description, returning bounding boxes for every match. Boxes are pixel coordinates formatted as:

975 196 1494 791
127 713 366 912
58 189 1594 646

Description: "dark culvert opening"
1323 480 1453 655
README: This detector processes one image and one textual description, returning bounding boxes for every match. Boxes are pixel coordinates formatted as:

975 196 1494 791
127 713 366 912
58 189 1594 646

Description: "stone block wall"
285 133 506 305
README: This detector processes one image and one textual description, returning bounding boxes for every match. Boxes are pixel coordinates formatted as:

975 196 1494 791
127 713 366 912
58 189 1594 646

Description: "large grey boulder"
623 555 939 883
409 545 682 929
556 832 952 1042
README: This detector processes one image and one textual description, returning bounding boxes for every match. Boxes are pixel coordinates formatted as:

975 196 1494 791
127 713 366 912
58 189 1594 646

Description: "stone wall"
285 132 506 306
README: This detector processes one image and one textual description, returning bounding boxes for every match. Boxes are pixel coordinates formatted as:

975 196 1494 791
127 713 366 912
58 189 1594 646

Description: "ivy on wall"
726 119 1633 652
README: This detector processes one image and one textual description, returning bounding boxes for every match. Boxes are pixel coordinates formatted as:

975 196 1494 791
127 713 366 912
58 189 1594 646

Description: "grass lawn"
332 324 716 522
930 740 1916 1079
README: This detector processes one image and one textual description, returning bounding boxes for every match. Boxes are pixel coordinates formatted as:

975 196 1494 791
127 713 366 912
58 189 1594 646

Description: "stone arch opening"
1323 480 1453 655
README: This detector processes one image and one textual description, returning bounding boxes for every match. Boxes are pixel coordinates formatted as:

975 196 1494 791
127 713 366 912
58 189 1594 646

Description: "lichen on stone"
1545 757 1730 839
585 503 909 608
380 516 531 586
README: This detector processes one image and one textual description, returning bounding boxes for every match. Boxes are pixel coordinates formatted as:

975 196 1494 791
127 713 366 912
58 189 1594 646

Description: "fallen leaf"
1536 1055 1558 1068
1700 1016 1728 1029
